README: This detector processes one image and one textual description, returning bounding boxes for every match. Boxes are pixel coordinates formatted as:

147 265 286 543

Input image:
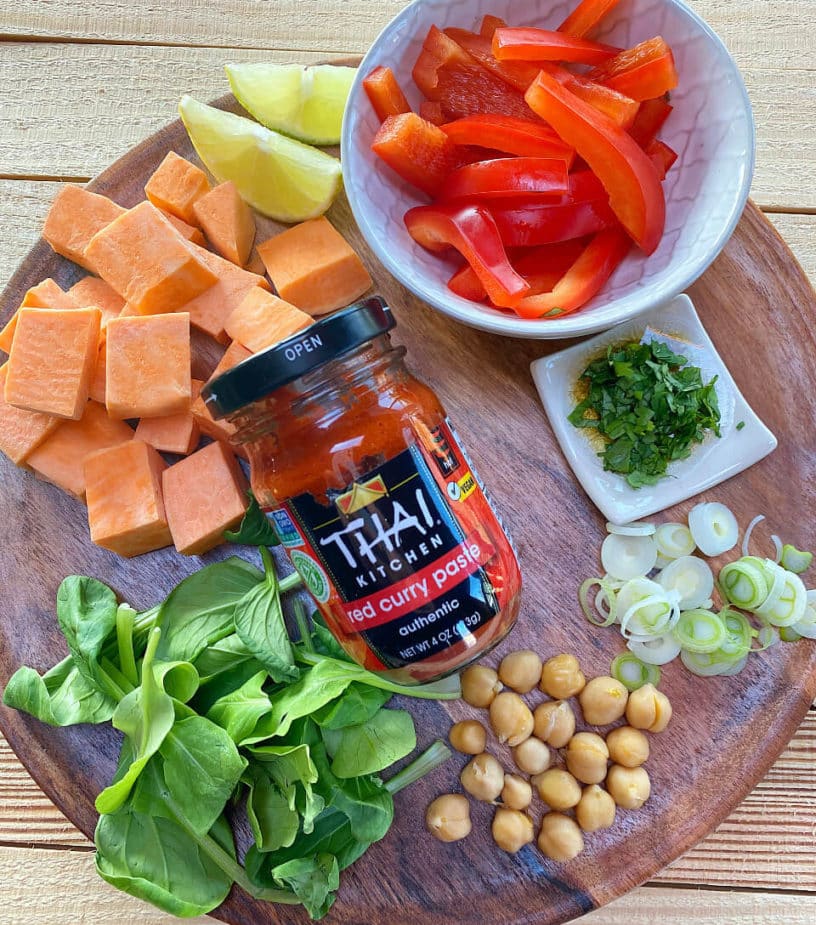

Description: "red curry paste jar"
202 297 521 684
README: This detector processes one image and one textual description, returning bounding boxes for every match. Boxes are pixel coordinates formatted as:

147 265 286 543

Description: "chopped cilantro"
568 339 721 489
736 420 746 431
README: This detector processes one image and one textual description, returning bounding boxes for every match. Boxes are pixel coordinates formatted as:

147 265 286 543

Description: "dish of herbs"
568 339 721 489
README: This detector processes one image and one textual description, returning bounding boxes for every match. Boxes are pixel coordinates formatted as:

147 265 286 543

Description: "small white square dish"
531 294 777 524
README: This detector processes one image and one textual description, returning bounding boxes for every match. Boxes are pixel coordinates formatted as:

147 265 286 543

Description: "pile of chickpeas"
425 652 672 861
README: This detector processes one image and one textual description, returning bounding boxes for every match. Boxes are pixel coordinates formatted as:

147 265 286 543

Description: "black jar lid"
201 296 396 419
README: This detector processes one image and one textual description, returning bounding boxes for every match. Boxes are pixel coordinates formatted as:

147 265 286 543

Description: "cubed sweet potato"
134 378 202 456
43 185 125 271
145 151 211 225
0 279 79 355
0 363 60 465
193 181 256 266
224 287 312 353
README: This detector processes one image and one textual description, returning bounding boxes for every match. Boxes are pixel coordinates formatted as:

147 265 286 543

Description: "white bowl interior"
342 0 755 339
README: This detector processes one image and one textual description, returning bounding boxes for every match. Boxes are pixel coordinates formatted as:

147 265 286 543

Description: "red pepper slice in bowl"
525 71 665 254
589 36 679 101
363 66 412 122
628 96 673 147
371 112 460 197
558 0 623 39
492 27 622 66
542 63 639 129
646 139 679 180
479 14 506 38
441 115 575 161
405 203 531 307
490 196 618 248
439 157 571 201
443 27 542 91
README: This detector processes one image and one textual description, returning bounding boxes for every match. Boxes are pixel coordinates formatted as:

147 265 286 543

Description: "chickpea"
575 785 616 832
606 725 650 768
625 683 672 733
498 649 543 694
606 764 651 809
538 812 585 861
426 794 471 842
501 774 532 811
513 736 551 775
492 807 534 853
565 732 610 785
533 768 582 810
460 753 505 802
489 691 534 746
579 676 628 726
449 720 487 755
461 664 502 708
533 700 576 748
540 654 586 699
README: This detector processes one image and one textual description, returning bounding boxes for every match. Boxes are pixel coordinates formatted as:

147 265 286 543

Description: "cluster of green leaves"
568 339 721 488
2 523 454 920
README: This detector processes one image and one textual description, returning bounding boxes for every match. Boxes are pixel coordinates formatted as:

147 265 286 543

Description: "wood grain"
0 89 815 925
0 42 813 209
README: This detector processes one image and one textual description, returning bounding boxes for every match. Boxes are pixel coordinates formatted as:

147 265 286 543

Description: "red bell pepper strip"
362 66 411 122
443 27 541 92
512 227 632 318
440 115 575 162
448 238 588 302
542 63 638 129
440 157 570 202
371 113 460 197
558 0 623 39
490 196 618 248
525 71 665 254
419 101 446 125
492 27 621 66
413 26 536 121
405 203 530 308
628 97 673 147
479 15 507 38
646 139 678 180
589 37 679 102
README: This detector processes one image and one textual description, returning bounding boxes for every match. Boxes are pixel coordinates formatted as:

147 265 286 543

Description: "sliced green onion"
754 624 780 650
719 560 769 610
781 544 813 575
791 593 816 640
719 654 749 676
755 566 807 627
657 556 714 611
719 608 754 658
741 513 766 557
771 534 783 564
688 502 739 556
615 577 664 618
680 648 745 677
620 593 677 638
579 577 618 627
606 521 656 537
611 653 661 691
601 533 658 581
780 625 803 643
627 633 682 666
655 522 696 560
672 609 727 654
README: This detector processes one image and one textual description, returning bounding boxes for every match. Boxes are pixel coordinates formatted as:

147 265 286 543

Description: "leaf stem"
279 572 303 594
293 600 314 652
115 605 139 687
385 740 452 794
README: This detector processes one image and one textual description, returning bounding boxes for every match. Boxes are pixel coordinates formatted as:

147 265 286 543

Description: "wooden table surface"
0 1 814 922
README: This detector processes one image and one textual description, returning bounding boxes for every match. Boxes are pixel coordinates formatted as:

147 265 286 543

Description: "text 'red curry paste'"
202 297 521 683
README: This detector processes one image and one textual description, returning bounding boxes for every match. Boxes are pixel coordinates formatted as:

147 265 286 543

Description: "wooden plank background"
0 0 813 922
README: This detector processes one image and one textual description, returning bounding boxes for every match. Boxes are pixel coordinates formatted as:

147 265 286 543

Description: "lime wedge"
225 63 355 145
179 95 342 223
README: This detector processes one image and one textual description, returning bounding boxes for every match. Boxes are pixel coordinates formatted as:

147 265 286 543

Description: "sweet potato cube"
145 151 211 225
69 277 125 328
257 217 372 315
193 181 256 266
27 401 133 498
163 440 249 556
105 313 191 419
43 185 125 271
0 364 60 465
84 202 217 315
134 379 202 456
0 279 79 355
191 342 251 455
179 245 269 344
85 440 172 557
225 288 312 353
88 341 107 404
5 308 101 419
161 210 207 246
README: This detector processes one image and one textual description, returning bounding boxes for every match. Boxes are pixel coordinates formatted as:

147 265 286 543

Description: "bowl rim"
341 0 757 340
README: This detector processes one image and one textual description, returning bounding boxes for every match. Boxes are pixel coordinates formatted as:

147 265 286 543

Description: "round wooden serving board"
1 91 815 925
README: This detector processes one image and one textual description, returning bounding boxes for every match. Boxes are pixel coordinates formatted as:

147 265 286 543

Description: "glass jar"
202 297 521 684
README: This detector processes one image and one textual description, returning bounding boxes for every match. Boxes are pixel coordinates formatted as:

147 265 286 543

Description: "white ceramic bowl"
342 0 755 339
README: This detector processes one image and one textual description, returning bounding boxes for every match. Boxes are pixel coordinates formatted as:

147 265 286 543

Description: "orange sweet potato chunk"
163 440 249 556
5 307 101 420
161 210 207 246
191 342 251 455
145 151 211 225
225 288 312 353
27 400 133 498
0 364 60 465
43 185 125 271
0 279 79 355
257 217 372 315
105 313 191 419
179 246 269 344
69 277 125 328
193 181 256 267
134 378 202 456
85 202 217 315
88 341 107 404
85 440 172 557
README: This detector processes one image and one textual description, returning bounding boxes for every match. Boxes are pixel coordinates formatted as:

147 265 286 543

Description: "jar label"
276 421 504 668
